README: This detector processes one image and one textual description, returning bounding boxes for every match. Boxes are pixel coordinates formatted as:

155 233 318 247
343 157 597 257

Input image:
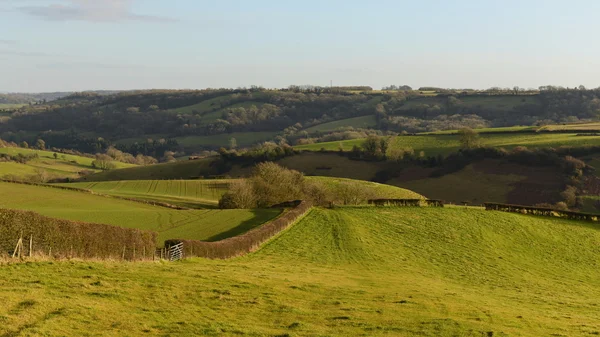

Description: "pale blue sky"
1 0 599 92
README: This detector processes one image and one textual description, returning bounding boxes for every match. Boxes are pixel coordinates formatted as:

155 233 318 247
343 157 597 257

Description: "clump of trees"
458 127 482 149
218 163 401 209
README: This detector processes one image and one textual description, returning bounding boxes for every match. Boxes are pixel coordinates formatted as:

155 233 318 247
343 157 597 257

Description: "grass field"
175 131 279 149
1 206 599 336
57 180 230 208
296 133 600 156
80 157 219 182
397 95 539 112
116 131 278 151
306 176 424 199
0 103 26 110
0 182 279 243
0 147 135 179
539 121 600 131
166 95 233 115
304 115 377 133
423 125 536 135
390 164 524 205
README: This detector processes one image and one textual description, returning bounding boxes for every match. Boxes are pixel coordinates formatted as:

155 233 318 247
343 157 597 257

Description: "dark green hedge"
368 199 444 207
484 203 599 222
165 201 312 259
0 208 158 260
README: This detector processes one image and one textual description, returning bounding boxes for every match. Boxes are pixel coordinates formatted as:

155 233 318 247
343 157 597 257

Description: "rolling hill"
295 132 600 156
0 147 135 179
0 181 279 243
56 180 231 209
1 206 599 336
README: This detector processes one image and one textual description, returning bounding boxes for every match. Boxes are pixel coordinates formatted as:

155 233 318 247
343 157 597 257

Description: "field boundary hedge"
165 201 313 259
0 179 191 210
0 208 157 260
484 202 599 222
368 199 444 207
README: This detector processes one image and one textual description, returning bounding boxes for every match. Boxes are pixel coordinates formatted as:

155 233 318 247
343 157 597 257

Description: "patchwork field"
58 180 231 208
0 182 279 243
296 132 600 156
539 122 600 131
79 157 219 182
1 207 599 336
396 95 539 112
304 115 378 133
0 147 135 179
390 160 564 205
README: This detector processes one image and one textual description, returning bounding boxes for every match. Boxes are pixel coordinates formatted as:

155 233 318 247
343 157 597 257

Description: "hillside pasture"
1 207 599 335
0 147 135 179
175 131 279 149
58 180 230 208
396 95 539 112
80 157 219 182
539 121 600 131
0 182 279 243
389 160 564 205
303 115 377 132
0 103 26 110
296 132 600 157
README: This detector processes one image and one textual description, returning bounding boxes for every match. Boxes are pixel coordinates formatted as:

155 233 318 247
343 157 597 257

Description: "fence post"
122 246 126 260
29 235 33 258
12 237 23 258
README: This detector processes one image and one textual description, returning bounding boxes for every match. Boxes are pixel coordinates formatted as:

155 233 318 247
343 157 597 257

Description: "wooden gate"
167 242 184 261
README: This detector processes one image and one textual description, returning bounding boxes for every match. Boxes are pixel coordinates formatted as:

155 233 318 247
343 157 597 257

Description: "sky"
1 0 600 92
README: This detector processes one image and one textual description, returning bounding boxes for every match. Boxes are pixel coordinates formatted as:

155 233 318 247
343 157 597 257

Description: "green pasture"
57 180 231 208
80 157 219 182
304 115 377 133
0 182 279 243
1 207 599 335
0 147 135 179
295 132 600 157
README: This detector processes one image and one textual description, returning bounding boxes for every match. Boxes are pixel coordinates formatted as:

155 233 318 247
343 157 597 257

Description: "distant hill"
2 87 599 155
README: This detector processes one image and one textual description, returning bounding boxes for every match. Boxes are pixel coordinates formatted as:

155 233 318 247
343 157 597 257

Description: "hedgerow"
0 208 157 260
165 201 312 259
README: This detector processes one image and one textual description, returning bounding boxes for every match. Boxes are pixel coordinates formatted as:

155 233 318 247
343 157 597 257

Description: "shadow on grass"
205 209 282 242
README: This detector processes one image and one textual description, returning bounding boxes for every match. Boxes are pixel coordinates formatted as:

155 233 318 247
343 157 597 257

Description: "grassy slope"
175 131 279 148
398 95 539 111
0 147 135 178
540 121 600 131
116 132 278 152
304 115 377 133
306 176 423 199
296 133 600 156
80 157 219 182
0 182 279 243
390 164 525 205
1 207 599 336
57 180 230 208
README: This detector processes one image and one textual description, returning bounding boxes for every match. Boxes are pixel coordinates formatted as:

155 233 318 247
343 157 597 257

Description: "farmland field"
0 147 135 179
389 160 564 205
175 131 279 149
1 207 599 336
296 132 600 156
0 181 280 243
539 121 600 131
396 95 539 112
0 103 26 110
57 180 231 208
303 115 377 132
